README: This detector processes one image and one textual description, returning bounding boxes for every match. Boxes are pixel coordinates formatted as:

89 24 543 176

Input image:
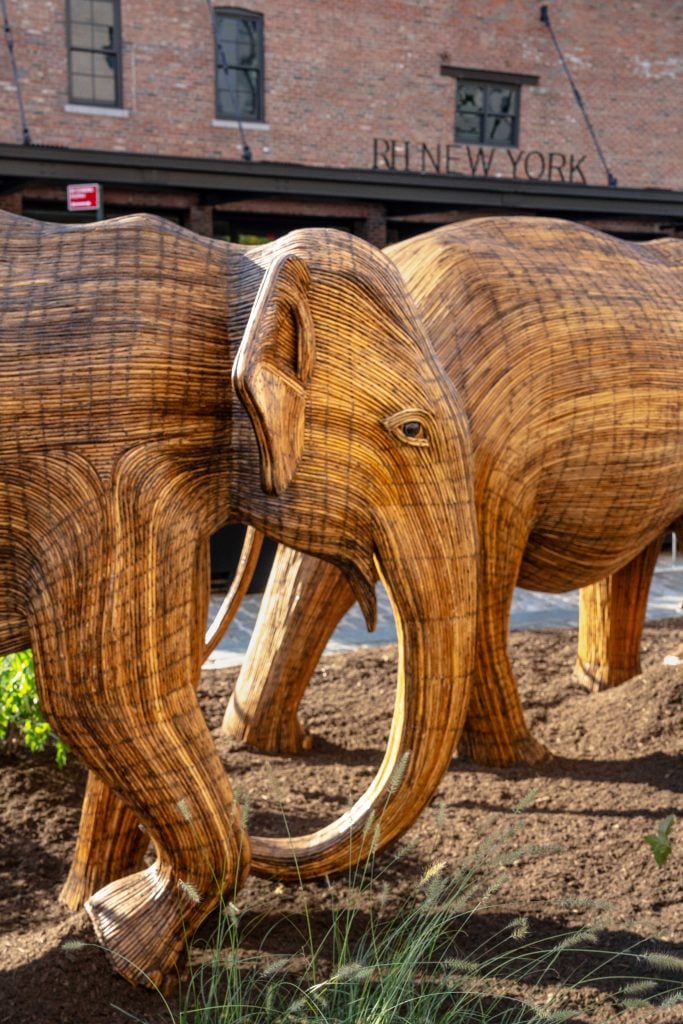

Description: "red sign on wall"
66 183 101 211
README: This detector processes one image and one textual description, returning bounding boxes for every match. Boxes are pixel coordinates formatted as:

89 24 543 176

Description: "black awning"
2 142 682 222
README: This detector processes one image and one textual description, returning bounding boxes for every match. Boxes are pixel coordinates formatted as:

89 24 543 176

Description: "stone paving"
206 557 683 669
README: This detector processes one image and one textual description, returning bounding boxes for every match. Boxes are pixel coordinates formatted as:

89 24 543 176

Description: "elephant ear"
233 253 316 496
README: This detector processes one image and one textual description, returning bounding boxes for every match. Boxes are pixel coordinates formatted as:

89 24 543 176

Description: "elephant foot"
85 864 195 989
458 728 552 767
221 704 313 755
61 840 150 911
573 657 639 693
61 817 149 911
62 868 105 913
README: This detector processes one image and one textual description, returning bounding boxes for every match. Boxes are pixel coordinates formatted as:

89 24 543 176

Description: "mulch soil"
1 619 681 1023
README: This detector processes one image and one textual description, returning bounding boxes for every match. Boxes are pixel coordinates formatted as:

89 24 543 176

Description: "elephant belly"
519 507 683 592
512 405 683 591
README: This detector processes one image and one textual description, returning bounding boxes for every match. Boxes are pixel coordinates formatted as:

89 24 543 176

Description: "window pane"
234 68 259 118
484 114 514 145
71 50 92 74
217 79 237 118
71 73 94 100
216 17 240 63
487 85 516 116
92 0 115 28
93 51 116 75
218 74 260 120
215 16 235 42
235 21 259 67
217 87 230 117
71 23 93 47
93 24 114 50
217 36 237 66
215 12 263 121
457 82 484 112
70 0 93 21
456 111 482 143
217 16 260 68
94 75 116 102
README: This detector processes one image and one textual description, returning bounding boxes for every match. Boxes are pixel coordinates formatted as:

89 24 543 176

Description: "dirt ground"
1 619 681 1023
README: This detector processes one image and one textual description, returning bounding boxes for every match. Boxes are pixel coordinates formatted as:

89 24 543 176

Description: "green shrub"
0 649 68 767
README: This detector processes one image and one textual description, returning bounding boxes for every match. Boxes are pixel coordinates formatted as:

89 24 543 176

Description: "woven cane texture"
0 210 249 983
577 514 683 689
203 226 479 881
396 218 683 763
574 534 663 691
225 216 683 778
1 211 479 979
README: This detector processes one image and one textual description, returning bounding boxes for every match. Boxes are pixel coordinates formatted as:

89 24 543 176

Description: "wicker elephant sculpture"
221 216 683 767
0 211 478 984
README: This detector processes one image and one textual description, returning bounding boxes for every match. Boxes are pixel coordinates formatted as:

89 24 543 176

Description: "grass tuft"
62 793 681 1023
165 798 681 1022
642 950 683 973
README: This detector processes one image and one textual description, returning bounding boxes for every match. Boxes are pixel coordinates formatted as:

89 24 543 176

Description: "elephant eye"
382 410 431 448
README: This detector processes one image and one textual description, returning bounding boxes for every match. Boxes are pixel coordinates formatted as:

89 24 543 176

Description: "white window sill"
64 103 130 118
212 118 270 131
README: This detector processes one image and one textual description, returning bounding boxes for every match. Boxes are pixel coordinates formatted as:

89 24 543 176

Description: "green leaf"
0 649 68 766
644 814 675 867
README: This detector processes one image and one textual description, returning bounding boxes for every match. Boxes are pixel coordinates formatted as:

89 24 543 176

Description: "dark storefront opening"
213 211 353 244
21 199 186 225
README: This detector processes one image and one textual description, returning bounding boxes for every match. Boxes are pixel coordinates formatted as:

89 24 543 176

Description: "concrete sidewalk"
206 559 683 669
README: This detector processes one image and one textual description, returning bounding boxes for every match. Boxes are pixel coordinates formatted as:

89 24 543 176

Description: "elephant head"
227 229 479 878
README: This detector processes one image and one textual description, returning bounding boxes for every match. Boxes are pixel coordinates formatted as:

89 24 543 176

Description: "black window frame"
66 0 123 108
441 66 539 149
214 8 265 123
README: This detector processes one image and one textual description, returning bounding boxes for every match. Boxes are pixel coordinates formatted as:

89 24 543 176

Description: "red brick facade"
1 1 681 188
0 1 681 241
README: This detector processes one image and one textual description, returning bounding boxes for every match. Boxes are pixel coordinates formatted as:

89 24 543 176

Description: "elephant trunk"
249 491 478 879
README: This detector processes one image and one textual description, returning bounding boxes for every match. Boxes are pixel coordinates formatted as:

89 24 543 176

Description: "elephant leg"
34 509 249 987
61 534 217 910
60 773 148 911
459 513 548 767
574 535 662 692
222 546 356 753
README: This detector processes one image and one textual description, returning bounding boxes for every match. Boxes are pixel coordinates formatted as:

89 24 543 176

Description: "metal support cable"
1 0 31 144
205 0 252 161
540 4 617 187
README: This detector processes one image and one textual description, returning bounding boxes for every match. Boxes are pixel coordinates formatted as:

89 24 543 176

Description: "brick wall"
0 0 680 190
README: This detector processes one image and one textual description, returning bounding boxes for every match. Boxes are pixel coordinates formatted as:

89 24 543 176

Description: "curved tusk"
204 527 264 658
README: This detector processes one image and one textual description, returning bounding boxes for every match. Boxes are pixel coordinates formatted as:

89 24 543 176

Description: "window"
441 67 539 149
215 9 264 122
456 80 519 147
67 0 122 107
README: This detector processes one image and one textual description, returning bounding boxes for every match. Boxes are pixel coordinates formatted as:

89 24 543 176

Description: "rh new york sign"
372 138 589 184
